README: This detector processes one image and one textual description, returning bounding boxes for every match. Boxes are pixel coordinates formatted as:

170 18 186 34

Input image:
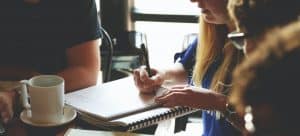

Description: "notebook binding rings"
127 106 199 131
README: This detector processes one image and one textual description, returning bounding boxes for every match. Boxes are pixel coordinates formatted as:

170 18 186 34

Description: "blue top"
0 0 101 73
175 39 240 136
174 39 197 84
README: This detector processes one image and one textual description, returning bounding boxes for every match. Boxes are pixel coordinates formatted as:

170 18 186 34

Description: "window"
133 0 200 68
134 0 199 15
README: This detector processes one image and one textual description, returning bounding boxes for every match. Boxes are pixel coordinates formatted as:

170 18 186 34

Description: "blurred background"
98 0 200 81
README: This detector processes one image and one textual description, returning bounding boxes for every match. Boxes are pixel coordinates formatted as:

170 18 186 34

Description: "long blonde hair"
193 16 242 93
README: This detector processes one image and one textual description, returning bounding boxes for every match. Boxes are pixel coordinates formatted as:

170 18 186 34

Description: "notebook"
64 128 153 136
65 77 199 131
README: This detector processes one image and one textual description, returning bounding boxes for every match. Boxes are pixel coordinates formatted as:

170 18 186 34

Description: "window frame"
131 8 199 23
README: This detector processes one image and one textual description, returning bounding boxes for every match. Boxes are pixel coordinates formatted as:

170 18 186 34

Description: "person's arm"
155 85 245 132
0 39 100 123
55 0 101 92
159 63 188 82
0 91 16 124
155 86 225 109
57 39 100 92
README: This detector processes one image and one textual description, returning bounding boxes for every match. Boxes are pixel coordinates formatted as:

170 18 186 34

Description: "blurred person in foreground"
230 21 300 136
0 0 101 123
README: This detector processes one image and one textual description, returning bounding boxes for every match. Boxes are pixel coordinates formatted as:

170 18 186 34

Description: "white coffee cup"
19 75 65 124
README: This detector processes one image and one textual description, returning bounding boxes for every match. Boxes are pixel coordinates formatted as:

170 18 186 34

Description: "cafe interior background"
99 0 199 82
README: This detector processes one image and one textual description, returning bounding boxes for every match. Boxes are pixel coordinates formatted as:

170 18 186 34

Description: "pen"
141 43 153 77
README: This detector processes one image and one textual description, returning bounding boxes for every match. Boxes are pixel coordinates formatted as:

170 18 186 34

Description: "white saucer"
20 106 77 127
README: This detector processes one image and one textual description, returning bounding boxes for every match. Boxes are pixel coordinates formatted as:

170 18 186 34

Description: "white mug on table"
19 75 65 124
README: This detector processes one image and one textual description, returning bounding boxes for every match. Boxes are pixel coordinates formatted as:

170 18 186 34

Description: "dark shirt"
0 0 101 73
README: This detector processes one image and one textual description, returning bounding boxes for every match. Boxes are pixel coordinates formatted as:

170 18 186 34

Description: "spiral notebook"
64 128 153 136
79 106 198 131
65 77 199 131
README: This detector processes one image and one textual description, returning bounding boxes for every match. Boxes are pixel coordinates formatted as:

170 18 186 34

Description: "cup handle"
19 80 30 110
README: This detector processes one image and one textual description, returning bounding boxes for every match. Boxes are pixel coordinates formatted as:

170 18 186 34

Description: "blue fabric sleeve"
174 39 198 71
173 39 197 84
201 57 241 136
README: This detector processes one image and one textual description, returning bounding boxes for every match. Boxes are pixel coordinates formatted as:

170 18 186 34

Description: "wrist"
214 93 227 111
159 69 168 81
217 93 235 113
162 64 186 82
222 99 236 118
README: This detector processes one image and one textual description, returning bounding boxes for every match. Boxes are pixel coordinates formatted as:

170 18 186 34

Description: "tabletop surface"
6 117 158 136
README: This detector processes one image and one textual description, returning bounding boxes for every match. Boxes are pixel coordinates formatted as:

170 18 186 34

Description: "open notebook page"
65 77 170 121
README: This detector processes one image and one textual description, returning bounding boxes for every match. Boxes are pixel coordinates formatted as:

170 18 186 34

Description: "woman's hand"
133 66 165 94
155 85 227 111
0 91 16 124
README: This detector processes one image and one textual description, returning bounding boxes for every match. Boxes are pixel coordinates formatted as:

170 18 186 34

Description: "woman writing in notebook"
135 0 300 135
134 0 243 135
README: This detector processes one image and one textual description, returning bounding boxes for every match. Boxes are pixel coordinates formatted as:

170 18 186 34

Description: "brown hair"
228 0 300 36
230 21 300 133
